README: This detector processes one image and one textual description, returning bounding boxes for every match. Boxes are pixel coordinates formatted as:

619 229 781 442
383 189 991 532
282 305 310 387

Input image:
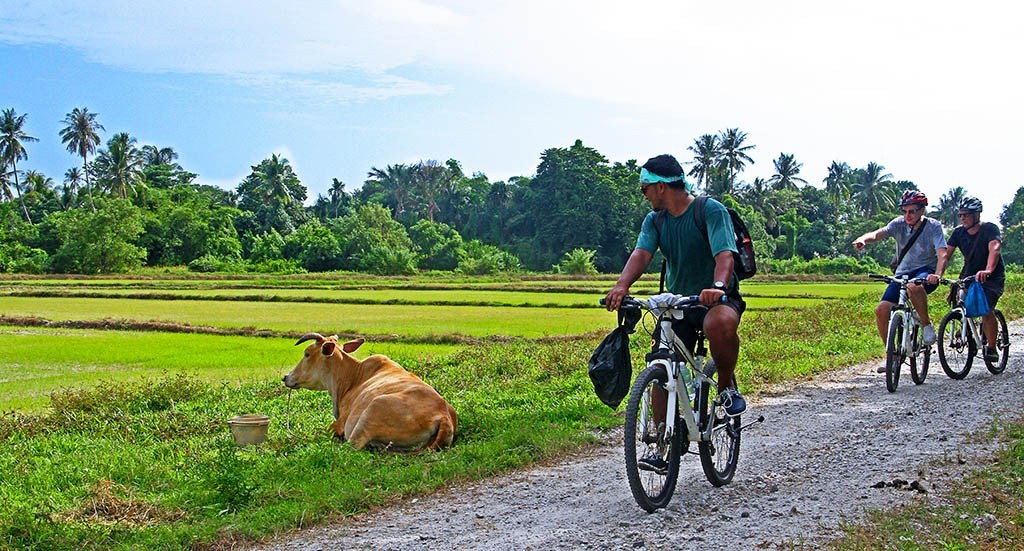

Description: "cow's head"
282 333 364 390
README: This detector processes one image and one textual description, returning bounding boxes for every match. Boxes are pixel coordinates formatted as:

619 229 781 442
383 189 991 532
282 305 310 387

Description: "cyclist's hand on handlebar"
604 285 629 311
926 273 941 285
699 288 727 307
976 269 992 283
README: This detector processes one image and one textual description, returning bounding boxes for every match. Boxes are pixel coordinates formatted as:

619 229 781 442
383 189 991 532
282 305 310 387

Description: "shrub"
553 248 598 275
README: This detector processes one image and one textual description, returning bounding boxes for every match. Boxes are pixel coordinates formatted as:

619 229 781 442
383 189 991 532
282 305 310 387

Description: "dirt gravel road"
254 321 1024 550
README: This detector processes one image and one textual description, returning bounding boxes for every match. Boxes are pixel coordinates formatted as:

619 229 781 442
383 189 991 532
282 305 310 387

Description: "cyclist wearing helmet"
853 190 948 371
936 196 1004 363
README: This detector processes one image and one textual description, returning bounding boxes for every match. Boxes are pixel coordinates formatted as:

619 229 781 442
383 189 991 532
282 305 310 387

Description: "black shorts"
656 295 746 353
980 278 1005 311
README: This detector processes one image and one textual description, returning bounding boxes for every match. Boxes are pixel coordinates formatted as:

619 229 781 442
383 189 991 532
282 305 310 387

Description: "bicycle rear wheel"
697 360 740 486
885 315 904 392
985 310 1010 374
938 310 974 379
623 365 682 512
909 324 929 385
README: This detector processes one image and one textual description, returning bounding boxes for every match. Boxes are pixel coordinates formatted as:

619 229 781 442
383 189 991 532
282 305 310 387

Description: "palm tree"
932 186 968 228
0 163 14 204
411 160 451 221
823 161 852 207
141 144 180 167
0 108 39 222
719 128 756 189
850 162 896 216
737 177 779 234
93 132 146 199
327 177 347 218
59 107 105 211
768 153 807 191
366 164 413 219
686 134 721 192
63 166 85 209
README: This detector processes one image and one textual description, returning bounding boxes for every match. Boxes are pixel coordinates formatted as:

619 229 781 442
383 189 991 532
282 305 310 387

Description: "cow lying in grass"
282 333 457 452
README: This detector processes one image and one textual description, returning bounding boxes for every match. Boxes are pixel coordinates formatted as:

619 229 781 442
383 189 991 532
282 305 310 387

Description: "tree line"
2 107 1023 275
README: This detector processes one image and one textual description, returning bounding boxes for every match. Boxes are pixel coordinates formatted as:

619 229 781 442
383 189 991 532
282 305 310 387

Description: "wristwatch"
712 280 727 291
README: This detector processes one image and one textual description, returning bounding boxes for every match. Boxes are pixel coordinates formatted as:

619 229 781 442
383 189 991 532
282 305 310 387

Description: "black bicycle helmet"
957 196 983 213
899 190 928 207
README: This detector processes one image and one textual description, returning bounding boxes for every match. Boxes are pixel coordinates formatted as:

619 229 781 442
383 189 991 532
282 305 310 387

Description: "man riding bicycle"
853 190 948 372
936 196 1005 363
604 154 746 415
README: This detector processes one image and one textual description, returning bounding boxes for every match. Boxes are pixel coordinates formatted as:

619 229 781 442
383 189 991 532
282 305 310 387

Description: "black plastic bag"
588 307 641 409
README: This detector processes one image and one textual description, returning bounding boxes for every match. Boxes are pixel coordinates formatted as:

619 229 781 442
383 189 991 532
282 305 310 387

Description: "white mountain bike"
609 293 763 512
869 274 932 392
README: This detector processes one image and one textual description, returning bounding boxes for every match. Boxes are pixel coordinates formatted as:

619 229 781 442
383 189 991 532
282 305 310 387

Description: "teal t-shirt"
636 198 738 296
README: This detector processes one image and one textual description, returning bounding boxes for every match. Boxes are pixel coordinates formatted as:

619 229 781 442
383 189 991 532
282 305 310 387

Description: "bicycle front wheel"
938 310 974 379
985 310 1010 374
623 365 682 512
885 315 904 392
910 324 929 385
697 360 740 486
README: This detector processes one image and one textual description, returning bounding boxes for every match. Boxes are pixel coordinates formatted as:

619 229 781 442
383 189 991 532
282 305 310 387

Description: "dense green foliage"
4 107 1022 276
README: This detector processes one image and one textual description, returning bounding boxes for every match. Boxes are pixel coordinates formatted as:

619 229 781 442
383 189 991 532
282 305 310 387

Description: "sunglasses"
640 183 656 195
957 212 973 218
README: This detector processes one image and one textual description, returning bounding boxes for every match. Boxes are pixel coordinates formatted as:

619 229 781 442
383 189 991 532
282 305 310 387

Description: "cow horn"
295 332 325 346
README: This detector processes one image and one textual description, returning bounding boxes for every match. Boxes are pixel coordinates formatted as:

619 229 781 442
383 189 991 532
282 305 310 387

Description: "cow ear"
342 338 365 353
321 341 337 356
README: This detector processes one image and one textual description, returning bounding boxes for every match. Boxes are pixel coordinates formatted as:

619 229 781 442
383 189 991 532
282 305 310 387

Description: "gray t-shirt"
883 216 947 274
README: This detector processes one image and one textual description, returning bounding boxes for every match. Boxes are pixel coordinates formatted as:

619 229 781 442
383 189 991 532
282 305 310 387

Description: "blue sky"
2 0 1022 218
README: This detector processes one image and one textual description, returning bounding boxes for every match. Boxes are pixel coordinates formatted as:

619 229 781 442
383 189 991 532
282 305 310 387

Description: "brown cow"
282 333 457 452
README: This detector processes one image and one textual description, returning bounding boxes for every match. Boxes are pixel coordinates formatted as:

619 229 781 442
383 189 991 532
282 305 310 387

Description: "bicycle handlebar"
938 275 976 287
868 273 930 286
600 293 725 310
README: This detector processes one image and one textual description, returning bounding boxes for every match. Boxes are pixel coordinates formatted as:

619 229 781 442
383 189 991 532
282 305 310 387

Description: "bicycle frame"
644 301 716 444
888 282 920 357
948 279 984 349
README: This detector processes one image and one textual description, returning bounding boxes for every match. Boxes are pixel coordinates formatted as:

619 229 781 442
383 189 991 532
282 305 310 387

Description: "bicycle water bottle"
680 364 697 401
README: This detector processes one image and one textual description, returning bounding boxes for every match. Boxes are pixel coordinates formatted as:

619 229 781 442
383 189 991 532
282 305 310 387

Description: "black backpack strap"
692 195 711 242
652 210 668 293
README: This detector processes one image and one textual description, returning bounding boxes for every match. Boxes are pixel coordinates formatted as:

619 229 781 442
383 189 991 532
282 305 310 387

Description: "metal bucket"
228 414 271 447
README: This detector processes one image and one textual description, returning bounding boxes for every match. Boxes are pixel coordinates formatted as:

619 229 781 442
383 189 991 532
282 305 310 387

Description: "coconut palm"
63 166 85 209
0 108 39 222
93 132 146 199
366 164 413 219
719 128 756 189
686 134 721 192
59 107 105 211
850 162 896 216
932 186 968 228
768 153 807 191
0 163 14 203
736 177 779 234
141 144 180 167
327 177 348 218
823 161 852 206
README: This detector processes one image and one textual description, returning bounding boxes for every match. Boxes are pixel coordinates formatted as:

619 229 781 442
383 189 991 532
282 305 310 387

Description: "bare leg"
907 283 931 327
983 312 998 347
875 301 896 345
704 306 741 389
